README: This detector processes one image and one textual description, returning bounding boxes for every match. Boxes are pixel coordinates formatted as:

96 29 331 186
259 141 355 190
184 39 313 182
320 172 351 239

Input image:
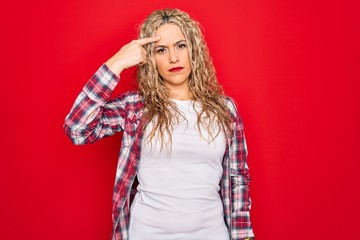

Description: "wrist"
104 61 124 77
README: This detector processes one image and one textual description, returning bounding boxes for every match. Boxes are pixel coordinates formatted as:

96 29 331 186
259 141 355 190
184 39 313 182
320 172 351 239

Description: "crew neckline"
171 98 194 103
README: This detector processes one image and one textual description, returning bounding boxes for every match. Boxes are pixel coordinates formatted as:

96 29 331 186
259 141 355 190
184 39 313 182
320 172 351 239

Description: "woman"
64 9 254 240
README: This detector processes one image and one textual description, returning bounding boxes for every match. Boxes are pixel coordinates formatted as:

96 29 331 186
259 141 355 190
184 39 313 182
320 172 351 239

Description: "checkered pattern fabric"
64 64 255 239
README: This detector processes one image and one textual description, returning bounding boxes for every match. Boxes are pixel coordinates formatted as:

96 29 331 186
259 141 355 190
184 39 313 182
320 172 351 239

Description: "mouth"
169 67 184 72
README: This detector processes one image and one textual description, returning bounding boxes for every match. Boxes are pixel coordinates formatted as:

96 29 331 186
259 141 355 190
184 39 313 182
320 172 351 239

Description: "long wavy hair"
137 9 232 148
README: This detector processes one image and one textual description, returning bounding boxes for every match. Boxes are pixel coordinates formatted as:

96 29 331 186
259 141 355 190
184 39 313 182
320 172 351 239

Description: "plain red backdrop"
2 0 359 239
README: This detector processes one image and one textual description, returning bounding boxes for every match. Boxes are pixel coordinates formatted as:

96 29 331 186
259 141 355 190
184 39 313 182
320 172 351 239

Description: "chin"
165 76 189 85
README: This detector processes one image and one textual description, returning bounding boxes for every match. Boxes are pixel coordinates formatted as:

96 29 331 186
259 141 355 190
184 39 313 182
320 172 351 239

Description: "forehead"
155 24 185 45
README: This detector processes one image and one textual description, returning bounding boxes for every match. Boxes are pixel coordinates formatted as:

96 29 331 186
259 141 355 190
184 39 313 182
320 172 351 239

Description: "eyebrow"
154 39 186 48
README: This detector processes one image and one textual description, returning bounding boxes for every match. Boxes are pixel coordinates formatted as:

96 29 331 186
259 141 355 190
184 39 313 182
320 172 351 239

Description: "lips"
169 67 184 72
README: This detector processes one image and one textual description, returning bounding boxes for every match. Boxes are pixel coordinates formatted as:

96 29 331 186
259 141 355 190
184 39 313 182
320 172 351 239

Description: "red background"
2 0 359 239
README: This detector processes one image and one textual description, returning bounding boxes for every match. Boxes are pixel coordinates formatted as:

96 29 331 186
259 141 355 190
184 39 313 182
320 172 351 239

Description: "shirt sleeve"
227 98 255 239
63 64 126 145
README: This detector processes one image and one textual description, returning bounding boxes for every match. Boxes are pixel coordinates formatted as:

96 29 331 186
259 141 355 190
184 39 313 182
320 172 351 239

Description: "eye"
177 43 187 49
156 48 166 54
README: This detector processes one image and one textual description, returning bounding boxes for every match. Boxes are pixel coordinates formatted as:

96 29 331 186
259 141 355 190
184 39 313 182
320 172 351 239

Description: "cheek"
182 52 191 66
155 58 167 73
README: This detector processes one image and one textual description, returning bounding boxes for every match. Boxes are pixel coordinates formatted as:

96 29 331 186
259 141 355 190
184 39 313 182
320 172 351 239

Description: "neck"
164 81 193 100
168 87 193 100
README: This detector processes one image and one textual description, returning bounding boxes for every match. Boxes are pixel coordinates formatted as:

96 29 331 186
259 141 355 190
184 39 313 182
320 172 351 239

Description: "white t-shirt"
129 99 229 240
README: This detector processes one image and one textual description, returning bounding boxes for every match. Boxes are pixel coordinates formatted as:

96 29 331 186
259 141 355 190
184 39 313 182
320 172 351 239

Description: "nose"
169 49 179 63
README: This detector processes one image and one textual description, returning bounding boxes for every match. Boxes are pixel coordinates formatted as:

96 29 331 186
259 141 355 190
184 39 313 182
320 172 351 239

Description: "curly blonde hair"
137 9 231 148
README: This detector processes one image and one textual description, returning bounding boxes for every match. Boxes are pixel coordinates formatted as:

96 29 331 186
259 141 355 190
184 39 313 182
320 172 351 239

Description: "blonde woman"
64 9 254 240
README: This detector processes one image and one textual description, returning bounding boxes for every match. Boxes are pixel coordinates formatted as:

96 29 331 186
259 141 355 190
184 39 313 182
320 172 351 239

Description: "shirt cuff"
231 211 255 239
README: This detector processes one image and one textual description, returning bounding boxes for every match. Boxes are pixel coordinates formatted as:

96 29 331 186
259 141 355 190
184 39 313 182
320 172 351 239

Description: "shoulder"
224 96 245 127
115 90 144 111
117 90 143 102
224 96 239 117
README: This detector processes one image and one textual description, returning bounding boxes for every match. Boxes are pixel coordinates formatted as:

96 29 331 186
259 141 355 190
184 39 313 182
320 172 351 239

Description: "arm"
64 36 160 144
227 98 255 240
63 64 124 144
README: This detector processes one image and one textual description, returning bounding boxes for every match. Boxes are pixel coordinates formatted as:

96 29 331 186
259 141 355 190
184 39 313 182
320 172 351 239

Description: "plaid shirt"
64 64 255 240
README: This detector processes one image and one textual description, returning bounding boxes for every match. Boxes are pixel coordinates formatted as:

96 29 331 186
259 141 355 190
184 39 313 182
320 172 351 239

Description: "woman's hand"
105 36 160 76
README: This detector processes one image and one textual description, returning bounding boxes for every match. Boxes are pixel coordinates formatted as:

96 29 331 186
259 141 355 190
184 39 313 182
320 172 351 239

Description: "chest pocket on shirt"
124 110 140 137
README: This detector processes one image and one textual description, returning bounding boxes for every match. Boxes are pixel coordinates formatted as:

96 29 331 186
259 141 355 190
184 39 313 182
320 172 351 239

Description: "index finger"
136 36 160 46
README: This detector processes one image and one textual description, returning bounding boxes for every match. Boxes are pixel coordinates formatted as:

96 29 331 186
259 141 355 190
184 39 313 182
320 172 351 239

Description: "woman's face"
154 24 191 94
